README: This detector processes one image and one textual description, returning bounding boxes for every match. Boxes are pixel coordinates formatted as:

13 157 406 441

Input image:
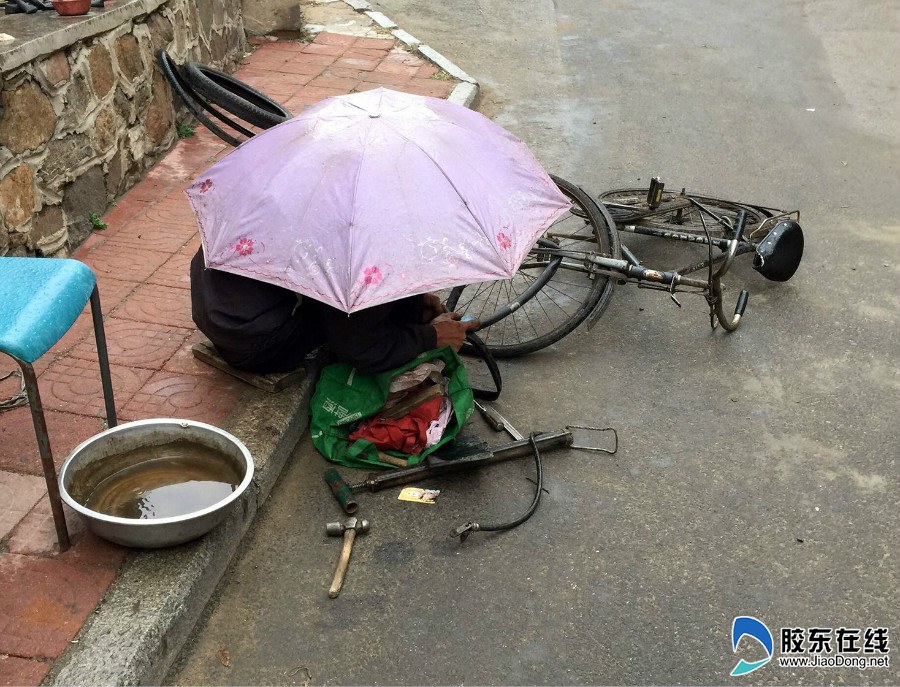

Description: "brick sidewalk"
0 32 459 687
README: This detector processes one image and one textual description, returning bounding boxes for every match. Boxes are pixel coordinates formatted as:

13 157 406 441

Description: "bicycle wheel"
444 175 619 358
600 188 772 242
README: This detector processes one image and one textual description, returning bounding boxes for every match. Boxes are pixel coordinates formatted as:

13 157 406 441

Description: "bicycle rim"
444 175 618 358
600 189 771 243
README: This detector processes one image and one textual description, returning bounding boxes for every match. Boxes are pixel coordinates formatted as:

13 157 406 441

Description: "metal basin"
59 419 254 548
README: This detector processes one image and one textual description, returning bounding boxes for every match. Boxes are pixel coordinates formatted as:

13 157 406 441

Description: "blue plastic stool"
0 257 117 551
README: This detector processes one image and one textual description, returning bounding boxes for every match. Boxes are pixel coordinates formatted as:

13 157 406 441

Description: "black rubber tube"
158 50 254 147
181 61 291 129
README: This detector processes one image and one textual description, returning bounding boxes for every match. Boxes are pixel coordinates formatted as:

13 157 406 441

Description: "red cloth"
349 396 443 454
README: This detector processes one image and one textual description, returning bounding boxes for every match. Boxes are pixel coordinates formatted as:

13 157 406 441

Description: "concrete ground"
167 0 899 685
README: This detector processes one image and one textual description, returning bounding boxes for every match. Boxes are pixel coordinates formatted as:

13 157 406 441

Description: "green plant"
431 70 452 81
176 121 196 138
88 213 107 229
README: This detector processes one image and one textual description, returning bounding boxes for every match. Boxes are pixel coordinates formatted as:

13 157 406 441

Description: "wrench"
474 401 524 441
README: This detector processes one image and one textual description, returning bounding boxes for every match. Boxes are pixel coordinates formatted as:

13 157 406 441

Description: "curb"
48 365 321 686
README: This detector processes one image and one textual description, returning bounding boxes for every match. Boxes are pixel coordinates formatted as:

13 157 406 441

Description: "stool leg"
89 286 117 428
19 362 71 552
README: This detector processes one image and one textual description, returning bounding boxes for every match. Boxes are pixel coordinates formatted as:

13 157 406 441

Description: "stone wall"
0 0 247 258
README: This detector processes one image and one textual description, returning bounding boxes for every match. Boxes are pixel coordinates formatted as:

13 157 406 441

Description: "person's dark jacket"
190 249 437 374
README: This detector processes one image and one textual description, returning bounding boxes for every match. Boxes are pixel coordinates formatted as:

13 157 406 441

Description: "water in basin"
82 440 243 519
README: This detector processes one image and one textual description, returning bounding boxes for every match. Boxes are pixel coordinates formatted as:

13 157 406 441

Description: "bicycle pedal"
647 177 665 210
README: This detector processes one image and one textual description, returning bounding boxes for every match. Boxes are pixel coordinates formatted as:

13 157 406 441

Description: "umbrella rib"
344 117 376 305
376 119 510 270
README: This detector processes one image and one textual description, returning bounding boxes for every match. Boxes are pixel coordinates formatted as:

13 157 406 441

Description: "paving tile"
98 197 153 235
140 195 199 227
331 56 379 72
233 66 269 86
0 655 50 687
353 36 396 51
384 47 424 66
284 52 338 68
102 218 196 254
30 313 93 376
147 237 200 291
0 472 45 540
69 231 108 260
80 243 171 283
361 71 413 87
38 357 152 417
114 283 194 330
306 75 361 91
313 32 358 47
253 75 304 99
301 42 347 57
323 66 365 80
342 47 392 61
7 496 127 567
185 127 231 155
162 331 225 380
143 138 223 183
121 175 179 203
351 81 383 94
288 86 347 105
5 498 86 556
245 50 293 71
69 318 192 371
95 277 142 312
416 64 440 78
277 58 329 77
372 61 419 77
0 407 105 474
121 371 243 426
260 40 305 52
0 553 117 659
399 78 453 99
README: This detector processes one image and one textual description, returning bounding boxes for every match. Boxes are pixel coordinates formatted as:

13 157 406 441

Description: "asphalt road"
167 1 899 684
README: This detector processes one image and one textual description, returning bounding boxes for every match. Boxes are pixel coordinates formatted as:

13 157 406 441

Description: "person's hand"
431 312 480 351
421 292 448 323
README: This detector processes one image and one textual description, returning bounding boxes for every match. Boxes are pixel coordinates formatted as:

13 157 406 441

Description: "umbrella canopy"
185 87 570 313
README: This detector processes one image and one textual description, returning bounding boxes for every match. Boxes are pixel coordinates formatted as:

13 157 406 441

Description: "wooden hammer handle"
328 528 357 598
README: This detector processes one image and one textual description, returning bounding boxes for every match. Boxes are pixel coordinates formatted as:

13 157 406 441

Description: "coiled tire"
158 50 249 147
181 62 292 129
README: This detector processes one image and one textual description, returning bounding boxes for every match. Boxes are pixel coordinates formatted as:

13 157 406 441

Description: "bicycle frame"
541 201 801 331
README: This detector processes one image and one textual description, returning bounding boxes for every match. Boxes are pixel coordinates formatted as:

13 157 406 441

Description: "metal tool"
474 401 524 441
325 516 369 598
323 430 574 512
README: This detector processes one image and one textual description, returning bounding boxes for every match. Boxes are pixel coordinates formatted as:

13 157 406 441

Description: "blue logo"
731 616 774 676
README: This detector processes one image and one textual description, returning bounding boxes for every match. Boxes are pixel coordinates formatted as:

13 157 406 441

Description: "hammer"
325 517 370 598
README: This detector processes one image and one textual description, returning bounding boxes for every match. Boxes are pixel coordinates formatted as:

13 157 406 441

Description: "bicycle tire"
600 188 772 243
444 175 619 358
182 62 291 129
158 50 247 147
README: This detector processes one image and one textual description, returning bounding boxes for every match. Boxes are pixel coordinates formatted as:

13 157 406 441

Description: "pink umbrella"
185 87 570 313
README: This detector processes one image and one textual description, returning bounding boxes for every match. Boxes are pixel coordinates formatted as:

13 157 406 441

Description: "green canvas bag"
309 346 475 469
